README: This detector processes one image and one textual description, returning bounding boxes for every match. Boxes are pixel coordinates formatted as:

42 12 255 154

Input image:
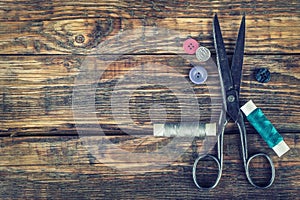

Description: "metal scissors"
192 14 275 189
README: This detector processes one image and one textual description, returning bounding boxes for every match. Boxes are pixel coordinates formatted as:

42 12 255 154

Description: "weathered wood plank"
0 0 298 21
0 16 298 54
0 55 299 136
0 134 298 166
0 134 299 199
0 1 298 199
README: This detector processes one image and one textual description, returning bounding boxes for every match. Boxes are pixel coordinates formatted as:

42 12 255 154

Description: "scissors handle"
237 112 275 188
192 119 225 190
192 154 222 190
245 153 275 188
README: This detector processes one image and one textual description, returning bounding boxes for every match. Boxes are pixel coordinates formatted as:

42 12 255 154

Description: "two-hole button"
189 66 208 84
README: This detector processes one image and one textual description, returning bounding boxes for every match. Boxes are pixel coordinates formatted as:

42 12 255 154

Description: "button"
196 46 211 62
189 66 208 84
183 38 199 54
255 68 271 83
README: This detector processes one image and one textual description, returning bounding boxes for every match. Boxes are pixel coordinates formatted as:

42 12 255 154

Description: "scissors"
192 14 275 189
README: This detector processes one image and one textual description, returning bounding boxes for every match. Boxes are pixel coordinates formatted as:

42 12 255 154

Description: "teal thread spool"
241 100 290 157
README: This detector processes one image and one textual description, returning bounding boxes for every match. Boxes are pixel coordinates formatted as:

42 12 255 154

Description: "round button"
196 46 211 62
183 38 199 54
255 68 271 83
189 66 208 84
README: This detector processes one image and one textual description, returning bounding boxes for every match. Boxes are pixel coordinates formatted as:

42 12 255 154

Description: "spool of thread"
241 100 290 157
153 122 216 137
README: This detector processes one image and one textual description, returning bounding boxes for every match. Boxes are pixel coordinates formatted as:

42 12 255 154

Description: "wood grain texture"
0 0 299 54
0 0 298 21
0 55 299 136
0 16 298 54
0 0 299 199
0 134 299 199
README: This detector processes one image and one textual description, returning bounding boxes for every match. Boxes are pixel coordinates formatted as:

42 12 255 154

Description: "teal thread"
247 108 283 148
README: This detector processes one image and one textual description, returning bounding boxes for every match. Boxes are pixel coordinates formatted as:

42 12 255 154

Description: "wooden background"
0 0 299 199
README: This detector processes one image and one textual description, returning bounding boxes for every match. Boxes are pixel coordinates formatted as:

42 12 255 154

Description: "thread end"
241 100 257 116
272 140 290 157
205 123 216 136
153 124 164 136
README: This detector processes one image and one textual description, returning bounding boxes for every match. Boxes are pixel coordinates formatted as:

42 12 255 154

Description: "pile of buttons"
183 38 211 84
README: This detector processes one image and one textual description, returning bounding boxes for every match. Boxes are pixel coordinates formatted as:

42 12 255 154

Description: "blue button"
189 66 208 84
255 68 271 83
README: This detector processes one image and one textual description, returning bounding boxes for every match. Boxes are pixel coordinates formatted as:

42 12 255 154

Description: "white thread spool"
153 122 216 137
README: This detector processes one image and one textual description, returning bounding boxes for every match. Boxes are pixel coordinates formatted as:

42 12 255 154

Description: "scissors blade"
213 14 241 122
231 15 246 95
213 14 234 110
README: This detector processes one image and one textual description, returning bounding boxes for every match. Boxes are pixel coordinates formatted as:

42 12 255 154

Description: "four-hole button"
183 38 199 54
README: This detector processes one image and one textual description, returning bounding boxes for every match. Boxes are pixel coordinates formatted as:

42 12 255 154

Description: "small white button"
196 46 211 62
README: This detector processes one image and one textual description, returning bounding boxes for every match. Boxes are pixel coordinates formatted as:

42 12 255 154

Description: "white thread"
153 122 216 137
